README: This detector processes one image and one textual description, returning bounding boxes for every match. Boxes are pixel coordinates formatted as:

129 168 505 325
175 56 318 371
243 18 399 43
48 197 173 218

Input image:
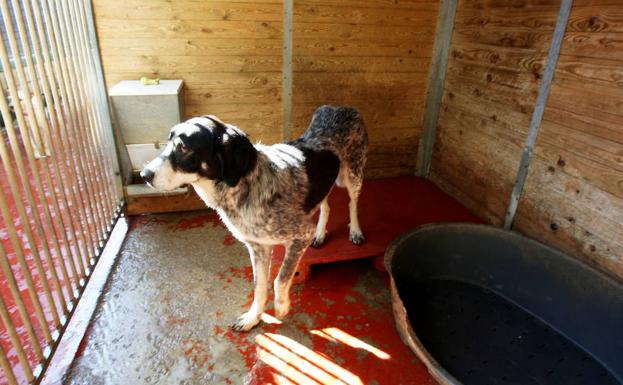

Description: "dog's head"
140 115 257 191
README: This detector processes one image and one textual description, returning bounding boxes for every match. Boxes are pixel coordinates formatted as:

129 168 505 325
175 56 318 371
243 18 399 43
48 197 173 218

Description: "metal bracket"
503 0 574 230
282 0 293 141
416 0 458 177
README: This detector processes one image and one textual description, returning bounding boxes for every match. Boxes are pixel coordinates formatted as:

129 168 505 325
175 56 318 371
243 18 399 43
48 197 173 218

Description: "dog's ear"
204 114 226 126
218 130 257 187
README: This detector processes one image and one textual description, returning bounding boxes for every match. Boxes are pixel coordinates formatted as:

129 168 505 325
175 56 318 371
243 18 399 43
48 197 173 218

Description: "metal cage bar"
0 0 123 382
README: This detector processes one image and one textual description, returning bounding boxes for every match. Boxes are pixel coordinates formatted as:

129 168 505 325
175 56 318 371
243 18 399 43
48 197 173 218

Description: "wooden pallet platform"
272 176 482 283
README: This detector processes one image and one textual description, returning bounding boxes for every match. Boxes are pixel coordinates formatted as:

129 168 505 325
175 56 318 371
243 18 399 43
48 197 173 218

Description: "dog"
141 105 368 331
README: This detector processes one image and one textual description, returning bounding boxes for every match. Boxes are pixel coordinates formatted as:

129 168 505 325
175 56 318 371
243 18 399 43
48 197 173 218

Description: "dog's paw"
274 299 291 320
231 312 261 332
349 231 365 245
311 235 325 248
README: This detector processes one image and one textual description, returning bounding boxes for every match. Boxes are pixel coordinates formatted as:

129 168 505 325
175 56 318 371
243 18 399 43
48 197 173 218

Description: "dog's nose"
140 168 155 184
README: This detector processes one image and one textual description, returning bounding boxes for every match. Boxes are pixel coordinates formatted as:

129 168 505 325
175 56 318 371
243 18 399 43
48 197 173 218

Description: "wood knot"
557 156 566 167
550 223 559 231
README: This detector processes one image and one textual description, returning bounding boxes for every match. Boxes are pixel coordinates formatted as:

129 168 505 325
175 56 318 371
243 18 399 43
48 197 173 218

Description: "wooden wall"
93 0 439 176
290 0 439 177
93 0 284 143
430 0 561 225
513 0 623 279
431 0 623 280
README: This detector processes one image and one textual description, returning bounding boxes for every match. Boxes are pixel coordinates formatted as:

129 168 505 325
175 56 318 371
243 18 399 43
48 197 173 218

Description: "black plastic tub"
385 223 623 385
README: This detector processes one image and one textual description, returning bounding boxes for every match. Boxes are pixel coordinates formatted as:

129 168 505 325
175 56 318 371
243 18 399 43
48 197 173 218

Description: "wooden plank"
292 78 427 105
125 190 207 215
547 80 623 117
293 103 425 132
293 56 430 73
294 38 434 57
452 26 554 50
184 86 281 105
95 19 282 39
296 0 439 11
293 22 436 43
99 38 282 57
551 56 623 94
104 72 282 89
454 7 559 29
444 71 539 121
460 0 567 9
291 123 420 150
364 166 414 179
366 142 418 168
445 59 542 92
293 3 438 26
183 102 281 118
440 84 533 129
94 1 283 21
532 132 623 198
437 109 525 172
431 138 512 225
294 71 429 87
536 120 623 172
449 42 549 73
541 104 622 145
561 32 623 60
571 0 623 5
439 101 528 147
102 55 282 74
567 5 623 33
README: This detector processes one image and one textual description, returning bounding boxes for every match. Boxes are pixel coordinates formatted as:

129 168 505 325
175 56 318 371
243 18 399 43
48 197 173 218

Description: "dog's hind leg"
311 198 330 248
232 242 272 331
274 237 311 319
344 168 365 245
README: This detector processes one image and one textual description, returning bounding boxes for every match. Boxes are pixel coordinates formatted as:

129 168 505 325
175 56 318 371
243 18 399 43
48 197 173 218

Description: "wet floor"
65 211 436 385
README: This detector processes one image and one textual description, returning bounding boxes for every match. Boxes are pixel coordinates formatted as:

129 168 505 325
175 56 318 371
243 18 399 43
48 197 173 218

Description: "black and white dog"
141 105 368 331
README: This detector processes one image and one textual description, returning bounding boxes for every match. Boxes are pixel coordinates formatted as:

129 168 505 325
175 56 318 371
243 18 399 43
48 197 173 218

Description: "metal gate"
0 1 122 383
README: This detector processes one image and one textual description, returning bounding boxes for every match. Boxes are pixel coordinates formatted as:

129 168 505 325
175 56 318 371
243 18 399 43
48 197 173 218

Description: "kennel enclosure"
0 0 621 384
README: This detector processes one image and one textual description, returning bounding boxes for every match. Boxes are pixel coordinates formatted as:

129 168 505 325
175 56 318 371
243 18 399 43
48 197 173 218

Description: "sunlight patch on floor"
255 329 396 385
313 328 391 360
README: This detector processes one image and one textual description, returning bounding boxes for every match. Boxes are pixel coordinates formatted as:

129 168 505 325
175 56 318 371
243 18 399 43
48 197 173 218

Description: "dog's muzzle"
140 168 155 184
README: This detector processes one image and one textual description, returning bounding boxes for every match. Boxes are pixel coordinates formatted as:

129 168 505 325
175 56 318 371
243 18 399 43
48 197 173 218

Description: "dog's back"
291 105 368 168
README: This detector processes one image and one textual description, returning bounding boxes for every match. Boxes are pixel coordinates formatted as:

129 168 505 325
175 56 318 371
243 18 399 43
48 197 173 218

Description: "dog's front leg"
231 242 271 331
274 238 310 319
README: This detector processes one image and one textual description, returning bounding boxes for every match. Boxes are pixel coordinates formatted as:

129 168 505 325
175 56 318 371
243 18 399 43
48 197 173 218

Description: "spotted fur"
141 106 368 331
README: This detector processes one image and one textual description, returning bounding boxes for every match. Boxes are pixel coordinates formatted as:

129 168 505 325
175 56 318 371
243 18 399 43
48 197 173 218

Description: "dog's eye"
176 142 188 153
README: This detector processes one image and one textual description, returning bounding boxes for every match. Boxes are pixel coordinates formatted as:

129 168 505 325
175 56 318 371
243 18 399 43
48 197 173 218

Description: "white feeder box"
109 79 184 171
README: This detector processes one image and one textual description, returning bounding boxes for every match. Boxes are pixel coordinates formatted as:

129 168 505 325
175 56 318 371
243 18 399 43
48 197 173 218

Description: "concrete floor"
65 211 436 385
